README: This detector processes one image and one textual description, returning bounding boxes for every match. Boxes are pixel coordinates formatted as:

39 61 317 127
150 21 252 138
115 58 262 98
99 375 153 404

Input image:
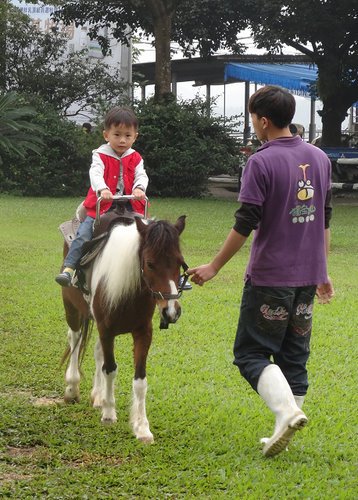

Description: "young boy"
188 85 334 457
56 107 148 287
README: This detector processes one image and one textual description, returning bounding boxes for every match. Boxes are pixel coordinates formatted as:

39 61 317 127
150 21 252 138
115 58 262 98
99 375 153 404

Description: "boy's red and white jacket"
83 144 148 217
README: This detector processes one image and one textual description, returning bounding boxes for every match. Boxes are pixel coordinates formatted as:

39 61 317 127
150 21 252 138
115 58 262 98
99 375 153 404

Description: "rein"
141 262 189 300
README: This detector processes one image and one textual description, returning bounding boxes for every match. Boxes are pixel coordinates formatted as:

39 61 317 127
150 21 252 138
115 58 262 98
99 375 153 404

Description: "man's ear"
262 117 269 130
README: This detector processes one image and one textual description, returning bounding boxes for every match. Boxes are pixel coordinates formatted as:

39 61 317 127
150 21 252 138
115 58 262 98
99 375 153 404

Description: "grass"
0 194 357 499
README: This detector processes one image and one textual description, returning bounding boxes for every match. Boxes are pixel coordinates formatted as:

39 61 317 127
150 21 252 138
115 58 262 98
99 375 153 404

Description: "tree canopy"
52 0 250 99
246 0 358 145
3 3 129 117
26 0 358 145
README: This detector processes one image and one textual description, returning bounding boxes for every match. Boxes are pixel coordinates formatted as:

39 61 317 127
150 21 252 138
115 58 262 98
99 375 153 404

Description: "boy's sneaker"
55 270 73 287
179 275 192 291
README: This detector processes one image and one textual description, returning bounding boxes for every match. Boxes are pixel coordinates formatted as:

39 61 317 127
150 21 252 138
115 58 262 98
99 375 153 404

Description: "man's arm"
316 228 334 303
188 229 247 285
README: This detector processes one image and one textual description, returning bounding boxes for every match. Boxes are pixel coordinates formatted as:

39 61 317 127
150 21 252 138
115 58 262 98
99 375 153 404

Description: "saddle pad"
59 218 80 247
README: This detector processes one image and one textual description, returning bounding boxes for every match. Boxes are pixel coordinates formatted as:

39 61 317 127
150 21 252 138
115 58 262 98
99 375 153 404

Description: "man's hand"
132 188 146 200
316 276 335 304
187 263 218 286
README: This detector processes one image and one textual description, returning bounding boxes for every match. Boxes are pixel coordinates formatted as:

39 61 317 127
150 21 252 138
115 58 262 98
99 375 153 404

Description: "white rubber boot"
294 395 305 409
257 364 308 457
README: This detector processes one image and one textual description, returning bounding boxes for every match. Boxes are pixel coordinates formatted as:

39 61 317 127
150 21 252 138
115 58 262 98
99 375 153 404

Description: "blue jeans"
233 281 316 395
64 216 94 269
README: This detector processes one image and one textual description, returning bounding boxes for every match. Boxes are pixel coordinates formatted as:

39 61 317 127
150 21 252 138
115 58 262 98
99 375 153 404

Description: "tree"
245 0 358 146
50 0 177 99
49 0 249 100
0 92 43 166
4 4 129 117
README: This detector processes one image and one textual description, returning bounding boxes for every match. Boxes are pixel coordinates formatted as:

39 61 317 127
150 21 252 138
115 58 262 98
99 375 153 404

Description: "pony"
60 213 187 443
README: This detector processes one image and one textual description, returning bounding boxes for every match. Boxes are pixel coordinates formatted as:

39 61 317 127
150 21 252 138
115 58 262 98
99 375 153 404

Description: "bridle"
141 261 190 300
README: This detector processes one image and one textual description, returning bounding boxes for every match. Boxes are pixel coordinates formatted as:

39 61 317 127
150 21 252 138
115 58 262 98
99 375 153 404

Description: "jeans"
64 216 94 269
233 280 316 395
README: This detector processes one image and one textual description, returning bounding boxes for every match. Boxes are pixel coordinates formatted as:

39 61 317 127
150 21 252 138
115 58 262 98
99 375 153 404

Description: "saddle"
59 201 144 294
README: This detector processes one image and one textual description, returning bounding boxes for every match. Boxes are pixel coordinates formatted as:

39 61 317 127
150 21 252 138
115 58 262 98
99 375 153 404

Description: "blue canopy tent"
224 63 319 141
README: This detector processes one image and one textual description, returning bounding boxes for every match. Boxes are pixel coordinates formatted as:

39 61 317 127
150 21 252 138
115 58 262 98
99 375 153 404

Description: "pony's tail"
60 318 94 373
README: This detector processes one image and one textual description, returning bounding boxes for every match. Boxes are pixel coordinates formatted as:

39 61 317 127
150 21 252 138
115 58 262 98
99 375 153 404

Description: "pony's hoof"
64 388 80 403
101 416 117 425
137 433 154 444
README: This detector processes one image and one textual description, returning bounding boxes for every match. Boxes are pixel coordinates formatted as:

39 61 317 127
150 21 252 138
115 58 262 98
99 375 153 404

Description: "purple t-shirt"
239 136 331 287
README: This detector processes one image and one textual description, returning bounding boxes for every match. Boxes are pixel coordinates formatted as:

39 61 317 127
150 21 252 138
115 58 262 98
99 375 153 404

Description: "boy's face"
251 113 269 142
103 123 138 156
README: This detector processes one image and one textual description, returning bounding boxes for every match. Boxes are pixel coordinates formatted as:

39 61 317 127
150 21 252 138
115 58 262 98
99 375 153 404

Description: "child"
188 85 334 456
56 107 148 287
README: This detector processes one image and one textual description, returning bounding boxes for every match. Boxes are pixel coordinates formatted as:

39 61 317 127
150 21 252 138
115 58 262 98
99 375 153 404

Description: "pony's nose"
160 303 181 329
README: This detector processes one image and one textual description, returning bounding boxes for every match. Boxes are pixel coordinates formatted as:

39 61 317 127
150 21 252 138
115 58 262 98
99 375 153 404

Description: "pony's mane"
90 222 141 311
143 220 181 259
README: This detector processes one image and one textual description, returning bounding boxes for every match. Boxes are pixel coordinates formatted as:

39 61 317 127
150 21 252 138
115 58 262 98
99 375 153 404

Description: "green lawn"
0 194 357 499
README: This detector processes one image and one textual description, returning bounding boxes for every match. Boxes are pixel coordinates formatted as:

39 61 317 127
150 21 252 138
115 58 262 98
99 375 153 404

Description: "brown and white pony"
61 215 187 443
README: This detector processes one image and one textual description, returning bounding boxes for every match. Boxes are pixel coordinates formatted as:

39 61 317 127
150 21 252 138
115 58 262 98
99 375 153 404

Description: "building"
11 1 132 105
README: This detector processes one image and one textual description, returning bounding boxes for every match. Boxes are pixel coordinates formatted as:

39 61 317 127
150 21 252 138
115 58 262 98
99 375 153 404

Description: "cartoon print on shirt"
289 163 316 224
297 164 314 201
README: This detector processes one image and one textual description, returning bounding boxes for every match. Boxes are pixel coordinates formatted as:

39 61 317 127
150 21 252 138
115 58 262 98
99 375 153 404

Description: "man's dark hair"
248 86 296 128
104 107 138 131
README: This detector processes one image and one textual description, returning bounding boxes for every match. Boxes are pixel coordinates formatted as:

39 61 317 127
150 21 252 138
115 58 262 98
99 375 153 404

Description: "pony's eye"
146 262 155 271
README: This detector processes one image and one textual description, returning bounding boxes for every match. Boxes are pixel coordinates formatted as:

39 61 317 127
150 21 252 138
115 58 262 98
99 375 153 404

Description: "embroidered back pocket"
289 287 316 337
254 288 294 337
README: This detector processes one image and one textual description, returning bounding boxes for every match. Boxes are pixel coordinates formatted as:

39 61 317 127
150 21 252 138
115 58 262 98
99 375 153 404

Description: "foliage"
245 0 358 146
135 96 243 197
4 3 129 117
0 92 44 166
52 0 249 56
0 195 357 497
0 98 103 196
1 94 242 197
48 0 250 98
172 0 250 57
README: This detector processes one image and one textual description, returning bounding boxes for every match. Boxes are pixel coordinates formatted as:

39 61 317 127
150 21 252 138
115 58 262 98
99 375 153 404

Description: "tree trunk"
317 61 357 147
152 13 172 100
320 95 352 147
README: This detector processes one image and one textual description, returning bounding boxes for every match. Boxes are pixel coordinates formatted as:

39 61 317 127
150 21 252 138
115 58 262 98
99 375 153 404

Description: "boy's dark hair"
248 86 296 128
104 107 138 131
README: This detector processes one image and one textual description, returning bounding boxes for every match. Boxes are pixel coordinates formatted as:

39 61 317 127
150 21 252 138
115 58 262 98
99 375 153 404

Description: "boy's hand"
100 188 113 200
132 188 146 200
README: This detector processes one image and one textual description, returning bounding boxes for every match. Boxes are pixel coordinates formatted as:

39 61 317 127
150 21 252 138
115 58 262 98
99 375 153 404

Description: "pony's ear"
175 215 186 235
135 216 148 236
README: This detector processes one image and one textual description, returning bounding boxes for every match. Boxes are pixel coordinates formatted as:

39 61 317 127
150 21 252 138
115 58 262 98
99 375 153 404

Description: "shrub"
0 98 103 197
0 95 243 198
0 92 44 166
135 96 242 197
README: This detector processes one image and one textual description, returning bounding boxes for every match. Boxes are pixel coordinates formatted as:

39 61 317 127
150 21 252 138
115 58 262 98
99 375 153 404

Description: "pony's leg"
91 338 104 408
64 328 81 403
131 327 154 443
99 334 118 424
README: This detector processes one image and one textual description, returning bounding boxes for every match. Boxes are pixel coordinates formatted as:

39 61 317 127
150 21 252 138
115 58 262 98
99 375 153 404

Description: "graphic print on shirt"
290 163 316 224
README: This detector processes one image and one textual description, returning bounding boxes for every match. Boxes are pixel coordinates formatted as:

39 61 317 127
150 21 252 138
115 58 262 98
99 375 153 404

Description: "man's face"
103 123 138 156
